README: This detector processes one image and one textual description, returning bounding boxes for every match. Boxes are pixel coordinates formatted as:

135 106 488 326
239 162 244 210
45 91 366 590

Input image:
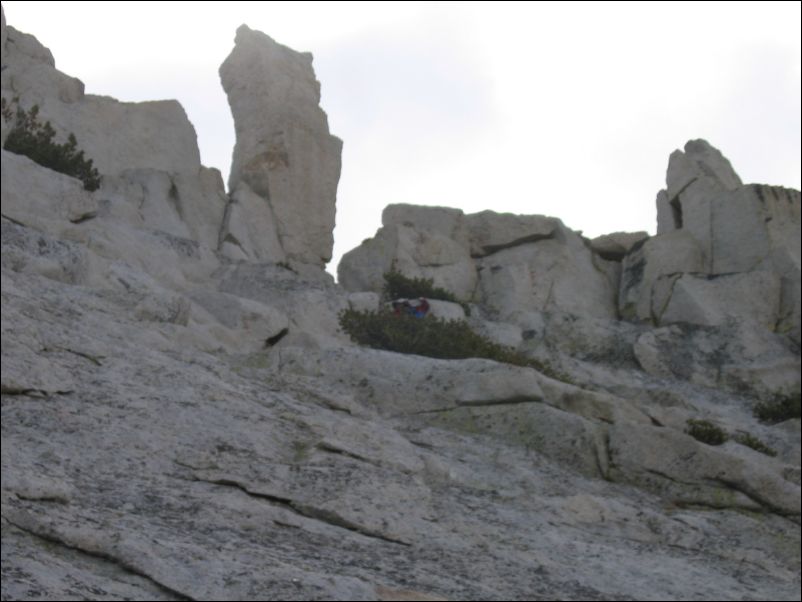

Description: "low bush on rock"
2 97 101 191
382 270 470 315
753 392 801 424
339 307 576 384
339 308 524 363
685 419 728 446
733 432 777 457
685 420 778 457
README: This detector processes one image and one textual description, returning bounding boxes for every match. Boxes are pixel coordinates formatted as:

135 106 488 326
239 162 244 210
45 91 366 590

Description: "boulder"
338 223 477 300
466 211 559 257
427 299 466 321
476 232 617 321
1 149 98 231
220 25 342 267
657 271 781 330
218 182 286 263
619 230 705 323
589 231 649 261
347 291 381 313
665 139 742 204
649 141 800 340
339 206 610 319
216 263 350 349
37 97 202 177
382 203 468 243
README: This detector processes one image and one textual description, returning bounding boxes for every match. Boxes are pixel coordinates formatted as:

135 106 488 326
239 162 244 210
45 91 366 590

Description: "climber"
390 297 430 318
412 297 430 318
391 299 409 316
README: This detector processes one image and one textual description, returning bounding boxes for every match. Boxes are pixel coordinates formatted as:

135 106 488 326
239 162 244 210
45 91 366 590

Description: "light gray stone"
2 23 202 178
1 150 98 232
218 182 286 263
633 321 800 398
658 271 782 330
655 189 675 234
665 139 742 203
477 234 617 321
589 231 649 261
609 421 799 517
619 230 705 322
347 291 381 313
37 97 202 177
382 203 467 244
2 17 800 602
1 26 84 105
1 4 7 60
466 210 559 257
272 346 544 416
426 299 466 321
220 25 342 267
2 219 92 285
188 290 289 353
338 224 477 300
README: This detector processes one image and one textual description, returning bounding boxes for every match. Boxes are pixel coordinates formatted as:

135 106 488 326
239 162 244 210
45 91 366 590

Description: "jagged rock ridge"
2 8 800 601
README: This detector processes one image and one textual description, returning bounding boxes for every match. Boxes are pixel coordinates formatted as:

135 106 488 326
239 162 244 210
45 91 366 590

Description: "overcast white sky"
4 1 801 275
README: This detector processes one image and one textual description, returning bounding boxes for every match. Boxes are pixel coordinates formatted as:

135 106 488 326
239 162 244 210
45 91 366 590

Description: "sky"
3 1 801 276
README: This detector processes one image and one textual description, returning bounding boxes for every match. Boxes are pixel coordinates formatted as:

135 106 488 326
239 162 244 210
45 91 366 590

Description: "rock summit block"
219 25 343 267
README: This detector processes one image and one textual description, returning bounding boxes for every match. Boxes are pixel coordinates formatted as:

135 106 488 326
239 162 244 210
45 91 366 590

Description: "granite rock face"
626 139 801 347
339 204 618 321
2 8 801 601
219 25 342 267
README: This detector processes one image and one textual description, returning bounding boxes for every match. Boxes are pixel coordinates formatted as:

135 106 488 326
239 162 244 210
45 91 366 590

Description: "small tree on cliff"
2 97 101 191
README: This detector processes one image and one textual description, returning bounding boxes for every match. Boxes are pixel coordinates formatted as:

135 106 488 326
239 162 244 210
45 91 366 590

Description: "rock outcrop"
339 205 619 321
219 25 343 267
646 139 801 343
2 8 800 601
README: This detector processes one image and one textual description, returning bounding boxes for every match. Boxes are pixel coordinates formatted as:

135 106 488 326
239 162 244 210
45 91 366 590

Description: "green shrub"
685 419 728 446
753 392 801 424
733 432 777 457
339 308 531 365
2 97 101 191
382 270 470 315
339 308 580 384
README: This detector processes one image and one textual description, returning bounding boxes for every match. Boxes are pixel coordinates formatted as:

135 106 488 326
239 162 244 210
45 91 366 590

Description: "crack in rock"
2 513 196 601
194 475 412 546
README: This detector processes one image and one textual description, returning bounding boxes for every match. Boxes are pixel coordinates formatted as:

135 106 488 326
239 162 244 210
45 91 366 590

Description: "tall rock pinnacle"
219 25 343 267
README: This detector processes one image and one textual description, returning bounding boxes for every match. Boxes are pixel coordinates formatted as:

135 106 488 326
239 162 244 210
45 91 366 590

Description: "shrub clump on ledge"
753 392 801 424
382 270 470 315
2 97 101 191
732 432 777 457
339 308 530 366
685 419 728 446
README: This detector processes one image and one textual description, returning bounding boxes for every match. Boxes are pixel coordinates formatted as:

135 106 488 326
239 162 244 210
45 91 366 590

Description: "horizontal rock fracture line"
195 476 411 546
2 515 196 601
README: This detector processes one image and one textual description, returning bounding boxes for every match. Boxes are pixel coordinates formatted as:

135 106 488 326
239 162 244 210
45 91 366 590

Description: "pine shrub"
339 308 529 365
2 97 101 191
733 432 777 457
753 392 801 424
685 419 729 446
